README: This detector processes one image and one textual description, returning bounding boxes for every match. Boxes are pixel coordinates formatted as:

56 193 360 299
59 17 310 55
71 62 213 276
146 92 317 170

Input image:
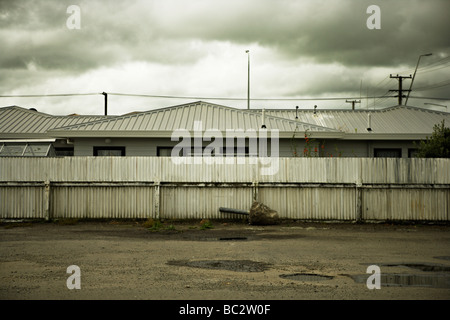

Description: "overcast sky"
0 0 449 115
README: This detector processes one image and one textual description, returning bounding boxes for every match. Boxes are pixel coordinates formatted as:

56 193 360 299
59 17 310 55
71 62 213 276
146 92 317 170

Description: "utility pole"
346 99 360 110
389 74 412 105
102 92 108 115
246 50 250 110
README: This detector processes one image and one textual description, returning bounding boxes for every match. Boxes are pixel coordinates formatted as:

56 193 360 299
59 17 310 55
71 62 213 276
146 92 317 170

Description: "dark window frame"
93 146 126 156
374 148 402 158
157 146 254 157
54 147 74 157
157 147 173 157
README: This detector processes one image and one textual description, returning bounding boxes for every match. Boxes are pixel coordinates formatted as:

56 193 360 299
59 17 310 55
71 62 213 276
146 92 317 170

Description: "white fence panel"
0 157 449 221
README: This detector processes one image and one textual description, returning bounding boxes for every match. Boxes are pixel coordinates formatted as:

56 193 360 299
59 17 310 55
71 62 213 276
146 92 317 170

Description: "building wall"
72 137 419 158
283 139 369 157
74 138 176 156
74 137 281 157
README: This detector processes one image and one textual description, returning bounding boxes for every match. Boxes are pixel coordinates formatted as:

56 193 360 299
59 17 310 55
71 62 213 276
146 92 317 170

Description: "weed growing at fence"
143 218 179 232
200 219 214 230
144 218 163 231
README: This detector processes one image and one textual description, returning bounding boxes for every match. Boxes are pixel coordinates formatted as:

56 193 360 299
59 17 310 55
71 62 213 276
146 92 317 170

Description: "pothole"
219 237 248 241
279 273 334 282
167 259 271 272
348 273 450 289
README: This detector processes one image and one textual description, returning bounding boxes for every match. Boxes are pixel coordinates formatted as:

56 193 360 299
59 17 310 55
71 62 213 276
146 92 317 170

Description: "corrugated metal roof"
0 106 112 138
48 101 342 138
259 105 450 138
2 103 449 140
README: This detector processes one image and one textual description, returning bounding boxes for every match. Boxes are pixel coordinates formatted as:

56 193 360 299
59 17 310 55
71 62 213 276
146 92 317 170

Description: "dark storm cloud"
128 0 450 67
0 0 448 112
1 0 449 72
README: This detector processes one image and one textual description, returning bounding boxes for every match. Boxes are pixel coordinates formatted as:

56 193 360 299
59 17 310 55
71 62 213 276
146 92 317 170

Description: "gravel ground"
0 219 449 300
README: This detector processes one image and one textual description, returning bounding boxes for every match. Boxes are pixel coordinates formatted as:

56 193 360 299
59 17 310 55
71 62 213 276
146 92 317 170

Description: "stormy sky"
0 0 449 115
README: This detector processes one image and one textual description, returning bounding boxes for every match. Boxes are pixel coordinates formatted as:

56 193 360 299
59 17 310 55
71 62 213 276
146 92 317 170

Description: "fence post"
355 158 363 223
154 180 160 220
252 181 259 202
44 180 51 221
356 183 362 222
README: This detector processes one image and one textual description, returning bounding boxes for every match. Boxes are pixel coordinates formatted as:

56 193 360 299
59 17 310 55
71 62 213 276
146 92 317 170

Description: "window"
93 147 125 156
214 146 252 157
158 146 252 157
54 147 74 157
374 148 402 158
0 142 55 157
157 147 173 157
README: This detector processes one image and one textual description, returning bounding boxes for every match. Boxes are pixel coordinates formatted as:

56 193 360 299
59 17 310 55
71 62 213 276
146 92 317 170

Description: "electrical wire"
414 79 450 91
409 96 450 101
0 93 99 98
0 91 397 102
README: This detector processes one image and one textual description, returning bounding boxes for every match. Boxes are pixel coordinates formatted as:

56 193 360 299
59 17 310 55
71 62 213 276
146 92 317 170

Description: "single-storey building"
1 101 449 158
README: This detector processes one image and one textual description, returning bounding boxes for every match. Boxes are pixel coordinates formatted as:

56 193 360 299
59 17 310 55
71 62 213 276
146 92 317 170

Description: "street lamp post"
405 53 432 106
246 50 250 110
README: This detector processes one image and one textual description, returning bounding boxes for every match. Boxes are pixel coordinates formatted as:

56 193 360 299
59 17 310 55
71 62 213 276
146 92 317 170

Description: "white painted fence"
0 157 449 221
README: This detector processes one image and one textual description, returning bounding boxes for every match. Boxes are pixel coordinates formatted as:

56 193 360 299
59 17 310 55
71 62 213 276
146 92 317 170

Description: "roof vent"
261 109 266 128
29 108 37 112
367 113 372 131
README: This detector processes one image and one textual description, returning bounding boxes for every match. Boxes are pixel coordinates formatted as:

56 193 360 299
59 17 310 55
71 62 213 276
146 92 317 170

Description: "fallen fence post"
219 207 249 216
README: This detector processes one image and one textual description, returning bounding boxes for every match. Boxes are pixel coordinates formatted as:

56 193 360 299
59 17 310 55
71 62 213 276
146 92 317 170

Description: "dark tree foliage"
415 120 450 158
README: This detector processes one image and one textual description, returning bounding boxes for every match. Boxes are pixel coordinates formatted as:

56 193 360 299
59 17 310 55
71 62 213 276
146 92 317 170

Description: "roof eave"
343 133 429 140
48 130 345 139
0 133 54 139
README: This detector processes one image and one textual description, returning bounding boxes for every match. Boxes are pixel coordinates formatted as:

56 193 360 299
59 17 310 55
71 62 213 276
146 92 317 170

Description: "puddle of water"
434 256 450 261
349 273 450 289
280 273 333 282
382 263 450 272
167 259 271 272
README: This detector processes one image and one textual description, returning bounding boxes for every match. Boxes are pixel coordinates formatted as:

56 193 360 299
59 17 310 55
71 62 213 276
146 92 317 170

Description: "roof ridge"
48 101 341 132
0 105 52 117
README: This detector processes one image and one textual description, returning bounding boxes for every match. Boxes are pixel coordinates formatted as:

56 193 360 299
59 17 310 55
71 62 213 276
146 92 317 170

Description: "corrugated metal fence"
0 157 449 221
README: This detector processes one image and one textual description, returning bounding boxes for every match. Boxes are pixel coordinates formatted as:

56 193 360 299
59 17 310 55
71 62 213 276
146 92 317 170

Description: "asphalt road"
0 219 449 301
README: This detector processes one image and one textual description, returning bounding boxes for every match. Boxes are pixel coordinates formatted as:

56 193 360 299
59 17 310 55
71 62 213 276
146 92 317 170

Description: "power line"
109 92 397 101
409 96 450 101
392 56 450 79
0 91 396 102
417 63 450 75
1 92 448 105
419 56 450 69
414 79 450 91
0 93 99 98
